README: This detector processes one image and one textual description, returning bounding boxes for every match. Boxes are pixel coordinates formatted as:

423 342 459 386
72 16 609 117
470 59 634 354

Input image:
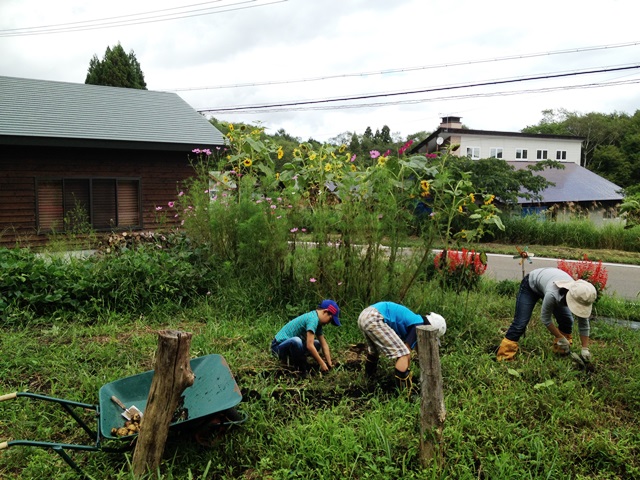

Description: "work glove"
580 348 592 363
394 368 413 392
553 336 571 355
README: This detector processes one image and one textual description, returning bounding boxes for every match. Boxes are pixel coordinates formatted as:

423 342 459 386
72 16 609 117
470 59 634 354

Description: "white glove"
581 348 592 362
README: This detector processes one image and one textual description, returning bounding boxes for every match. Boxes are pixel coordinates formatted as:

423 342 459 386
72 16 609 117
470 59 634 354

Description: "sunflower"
277 147 284 160
324 163 332 172
377 156 388 166
338 144 347 153
243 158 253 167
420 180 430 192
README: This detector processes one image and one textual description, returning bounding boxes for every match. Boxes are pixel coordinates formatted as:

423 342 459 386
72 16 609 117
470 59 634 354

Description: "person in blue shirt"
357 301 446 390
271 299 341 373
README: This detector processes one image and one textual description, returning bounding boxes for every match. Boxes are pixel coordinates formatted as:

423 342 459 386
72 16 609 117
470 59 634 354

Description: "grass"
1 278 639 479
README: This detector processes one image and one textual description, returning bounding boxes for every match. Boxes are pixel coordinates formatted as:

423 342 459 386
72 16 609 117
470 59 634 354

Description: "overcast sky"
2 0 640 142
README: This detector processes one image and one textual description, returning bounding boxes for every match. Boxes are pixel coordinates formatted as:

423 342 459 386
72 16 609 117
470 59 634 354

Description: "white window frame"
515 148 528 159
556 150 567 160
537 149 548 160
490 147 503 159
466 146 480 160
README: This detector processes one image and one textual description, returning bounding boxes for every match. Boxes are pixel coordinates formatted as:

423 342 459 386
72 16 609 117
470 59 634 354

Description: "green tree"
85 43 147 89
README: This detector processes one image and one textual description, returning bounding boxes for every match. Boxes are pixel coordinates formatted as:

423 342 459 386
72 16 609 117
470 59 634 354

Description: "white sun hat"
554 279 597 318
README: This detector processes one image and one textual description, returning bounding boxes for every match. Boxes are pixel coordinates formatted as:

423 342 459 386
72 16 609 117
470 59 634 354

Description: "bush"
433 248 488 292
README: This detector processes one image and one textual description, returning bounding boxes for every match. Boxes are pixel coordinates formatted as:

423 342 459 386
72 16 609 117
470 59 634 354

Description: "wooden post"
416 326 445 469
132 330 195 478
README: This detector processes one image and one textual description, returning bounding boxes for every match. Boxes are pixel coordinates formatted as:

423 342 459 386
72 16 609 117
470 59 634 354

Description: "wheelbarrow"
0 354 246 478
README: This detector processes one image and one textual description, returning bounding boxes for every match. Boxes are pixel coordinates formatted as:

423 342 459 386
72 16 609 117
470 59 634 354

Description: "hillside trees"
523 108 639 189
85 43 147 89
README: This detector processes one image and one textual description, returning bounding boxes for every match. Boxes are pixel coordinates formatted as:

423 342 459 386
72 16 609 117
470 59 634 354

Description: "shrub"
433 248 488 292
557 255 609 299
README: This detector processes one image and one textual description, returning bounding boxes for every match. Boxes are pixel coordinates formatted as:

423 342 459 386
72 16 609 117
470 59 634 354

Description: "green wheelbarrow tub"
99 354 243 440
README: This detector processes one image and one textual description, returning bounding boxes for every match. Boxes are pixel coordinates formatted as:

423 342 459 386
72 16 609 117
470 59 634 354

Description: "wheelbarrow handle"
0 441 8 450
0 392 17 402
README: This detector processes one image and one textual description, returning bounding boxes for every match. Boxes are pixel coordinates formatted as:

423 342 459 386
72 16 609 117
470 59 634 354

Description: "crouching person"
496 267 597 362
357 301 446 391
271 299 341 374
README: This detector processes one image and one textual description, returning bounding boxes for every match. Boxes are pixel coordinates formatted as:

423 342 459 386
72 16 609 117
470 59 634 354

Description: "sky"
2 0 640 143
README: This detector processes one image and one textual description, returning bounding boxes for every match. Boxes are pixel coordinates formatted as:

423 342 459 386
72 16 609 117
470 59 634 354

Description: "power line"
197 64 640 113
0 0 287 37
235 79 640 114
163 40 640 92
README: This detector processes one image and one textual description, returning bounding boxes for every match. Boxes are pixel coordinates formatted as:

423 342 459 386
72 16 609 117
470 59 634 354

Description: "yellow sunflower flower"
458 205 463 213
293 148 301 158
420 180 430 192
277 147 284 160
228 124 234 131
350 164 357 172
309 152 317 161
377 156 388 166
243 158 253 167
324 163 332 172
484 194 495 205
338 144 346 153
469 193 476 202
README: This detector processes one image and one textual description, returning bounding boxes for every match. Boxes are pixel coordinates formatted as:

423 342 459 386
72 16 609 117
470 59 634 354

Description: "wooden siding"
0 146 197 247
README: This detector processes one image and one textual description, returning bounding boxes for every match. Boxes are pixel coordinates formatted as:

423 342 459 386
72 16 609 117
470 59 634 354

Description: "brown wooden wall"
0 145 198 248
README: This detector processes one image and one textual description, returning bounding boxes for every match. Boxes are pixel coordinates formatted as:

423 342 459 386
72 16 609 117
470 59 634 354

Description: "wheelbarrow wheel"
193 408 245 448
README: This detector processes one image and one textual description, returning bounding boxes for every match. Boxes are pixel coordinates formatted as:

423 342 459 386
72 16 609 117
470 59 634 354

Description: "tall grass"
493 216 640 252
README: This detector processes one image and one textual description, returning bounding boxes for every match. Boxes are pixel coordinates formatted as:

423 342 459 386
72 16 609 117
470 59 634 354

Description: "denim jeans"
505 275 574 342
271 337 321 366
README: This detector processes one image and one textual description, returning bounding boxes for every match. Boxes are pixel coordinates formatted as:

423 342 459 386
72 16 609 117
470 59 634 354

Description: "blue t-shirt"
274 310 323 342
371 301 424 347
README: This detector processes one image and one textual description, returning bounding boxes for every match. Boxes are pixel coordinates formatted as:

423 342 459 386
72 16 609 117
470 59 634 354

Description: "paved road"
484 253 640 301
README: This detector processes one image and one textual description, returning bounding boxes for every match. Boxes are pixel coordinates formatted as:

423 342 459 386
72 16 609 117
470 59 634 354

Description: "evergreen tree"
85 43 147 89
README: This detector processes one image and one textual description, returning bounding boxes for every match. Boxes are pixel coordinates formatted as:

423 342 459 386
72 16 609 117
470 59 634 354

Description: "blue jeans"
271 337 321 366
505 275 574 342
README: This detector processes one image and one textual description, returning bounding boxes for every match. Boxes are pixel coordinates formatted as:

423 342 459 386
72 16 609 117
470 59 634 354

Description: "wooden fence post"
416 326 445 469
132 330 195 478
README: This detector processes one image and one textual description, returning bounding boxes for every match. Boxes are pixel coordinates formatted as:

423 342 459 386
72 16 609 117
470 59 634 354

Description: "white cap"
424 312 447 338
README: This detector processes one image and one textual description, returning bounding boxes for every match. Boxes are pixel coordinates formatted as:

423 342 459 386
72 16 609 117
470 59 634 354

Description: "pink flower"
270 205 277 209
168 201 175 208
290 228 299 233
203 149 212 156
351 154 357 162
178 191 184 196
370 150 381 159
426 153 438 159
204 189 210 193
192 148 201 154
155 206 162 211
301 228 307 232
384 149 391 157
309 278 317 283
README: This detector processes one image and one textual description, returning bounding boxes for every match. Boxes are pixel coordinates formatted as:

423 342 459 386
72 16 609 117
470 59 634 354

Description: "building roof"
411 127 583 153
508 161 624 204
0 75 225 151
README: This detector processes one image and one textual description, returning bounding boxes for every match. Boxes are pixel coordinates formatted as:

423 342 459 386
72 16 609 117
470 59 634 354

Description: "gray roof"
508 161 624 204
0 75 224 151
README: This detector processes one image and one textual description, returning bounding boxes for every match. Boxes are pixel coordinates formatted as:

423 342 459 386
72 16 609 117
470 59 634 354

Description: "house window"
536 149 548 160
556 150 567 160
466 147 480 159
36 178 141 232
490 148 503 159
515 148 528 159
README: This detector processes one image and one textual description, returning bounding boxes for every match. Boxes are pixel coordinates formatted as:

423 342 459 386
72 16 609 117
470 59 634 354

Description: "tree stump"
132 330 194 478
416 326 445 469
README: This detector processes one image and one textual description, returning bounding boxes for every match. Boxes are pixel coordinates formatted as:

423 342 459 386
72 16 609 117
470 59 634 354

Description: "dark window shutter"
37 180 64 232
92 179 117 229
117 180 140 227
